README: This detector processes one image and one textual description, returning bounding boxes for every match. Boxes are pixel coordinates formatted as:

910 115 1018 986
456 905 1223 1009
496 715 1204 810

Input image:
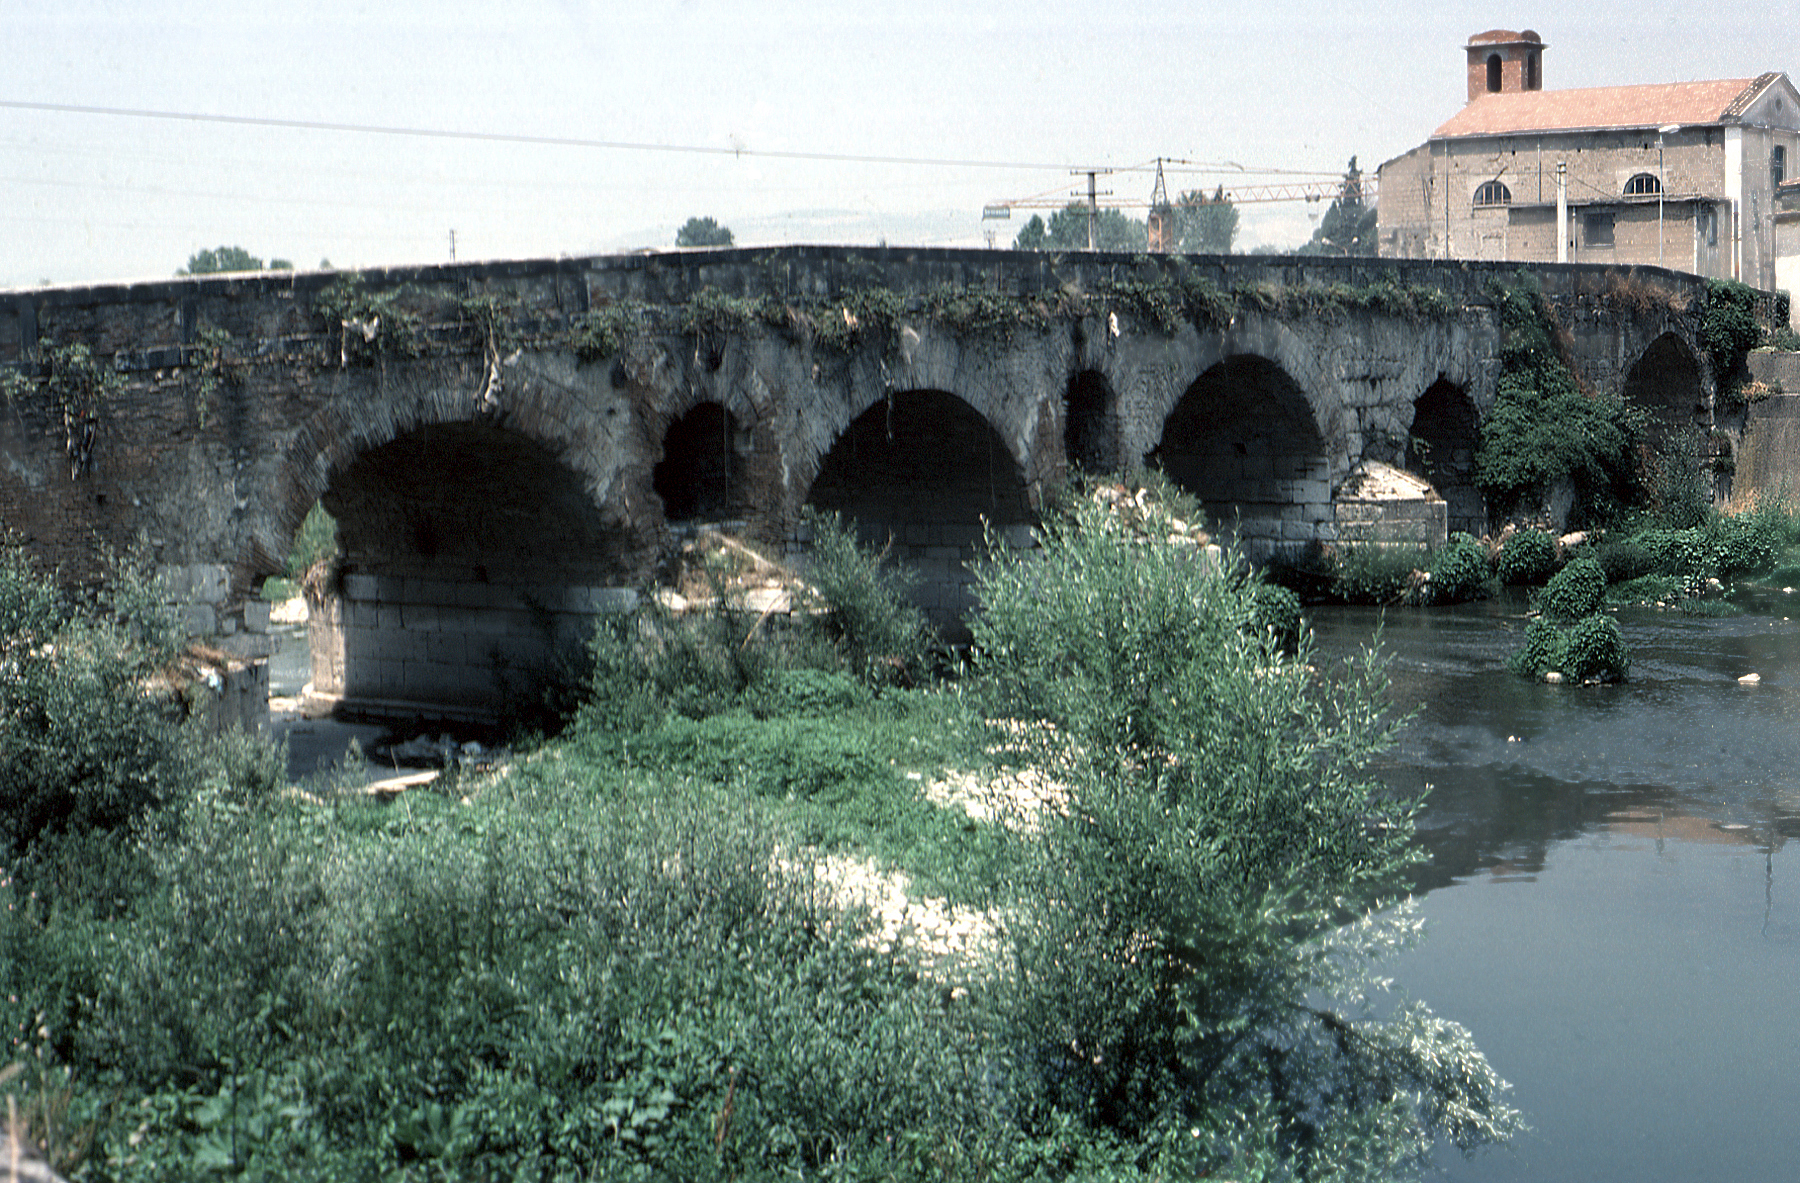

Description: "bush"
1538 555 1607 621
1476 280 1645 525
0 545 195 862
1420 532 1492 604
1249 582 1302 654
1715 511 1780 575
1594 538 1656 583
1560 614 1631 681
969 493 1521 1175
1329 544 1423 604
799 509 931 685
1509 613 1629 682
1497 529 1559 585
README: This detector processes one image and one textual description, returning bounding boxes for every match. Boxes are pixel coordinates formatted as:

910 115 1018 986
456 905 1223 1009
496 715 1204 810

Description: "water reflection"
1307 595 1799 1183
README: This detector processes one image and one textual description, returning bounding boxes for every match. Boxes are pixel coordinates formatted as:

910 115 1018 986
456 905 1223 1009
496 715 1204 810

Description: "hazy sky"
2 1 1789 288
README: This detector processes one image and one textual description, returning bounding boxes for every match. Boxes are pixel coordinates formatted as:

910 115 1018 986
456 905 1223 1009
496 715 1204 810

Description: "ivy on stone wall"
1475 279 1645 526
1 342 125 478
314 276 423 366
1699 278 1767 408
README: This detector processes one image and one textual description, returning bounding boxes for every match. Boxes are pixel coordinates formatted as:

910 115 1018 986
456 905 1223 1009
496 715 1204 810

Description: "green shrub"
1329 544 1423 604
1508 618 1567 678
1508 613 1629 682
1645 427 1713 529
1594 538 1656 583
800 508 931 685
1497 529 1559 585
1715 511 1780 574
1538 555 1607 621
1419 532 1492 604
1560 614 1631 681
0 546 195 863
1249 581 1302 654
969 494 1521 1172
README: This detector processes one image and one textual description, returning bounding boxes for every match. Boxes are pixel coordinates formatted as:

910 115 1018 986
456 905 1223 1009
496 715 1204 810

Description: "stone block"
343 573 379 601
213 633 277 661
404 603 439 632
242 599 271 633
175 603 217 636
591 587 639 613
378 604 404 631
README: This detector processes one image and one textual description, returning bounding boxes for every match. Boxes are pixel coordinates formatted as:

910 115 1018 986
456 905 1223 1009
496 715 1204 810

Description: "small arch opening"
1487 53 1503 93
311 422 631 720
654 402 749 523
1407 379 1485 535
1064 369 1118 475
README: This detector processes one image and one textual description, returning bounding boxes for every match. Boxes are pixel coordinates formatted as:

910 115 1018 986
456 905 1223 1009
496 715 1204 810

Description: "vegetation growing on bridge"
1475 278 1647 527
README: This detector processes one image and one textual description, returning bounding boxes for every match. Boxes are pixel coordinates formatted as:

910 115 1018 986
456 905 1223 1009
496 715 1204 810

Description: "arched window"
1624 173 1662 196
1526 51 1541 91
1473 180 1512 207
1486 54 1502 93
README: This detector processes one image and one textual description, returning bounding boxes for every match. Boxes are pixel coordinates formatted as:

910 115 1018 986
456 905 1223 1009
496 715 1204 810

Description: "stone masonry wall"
0 247 1720 718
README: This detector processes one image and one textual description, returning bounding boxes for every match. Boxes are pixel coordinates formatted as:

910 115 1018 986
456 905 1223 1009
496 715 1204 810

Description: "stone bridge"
0 246 1721 720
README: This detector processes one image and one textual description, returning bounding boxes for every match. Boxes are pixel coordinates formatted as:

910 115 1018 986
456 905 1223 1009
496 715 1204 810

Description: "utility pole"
449 229 457 262
1555 163 1567 263
1073 169 1112 250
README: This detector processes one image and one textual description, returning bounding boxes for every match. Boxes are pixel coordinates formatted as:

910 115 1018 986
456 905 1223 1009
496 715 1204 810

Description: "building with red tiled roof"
1377 30 1799 293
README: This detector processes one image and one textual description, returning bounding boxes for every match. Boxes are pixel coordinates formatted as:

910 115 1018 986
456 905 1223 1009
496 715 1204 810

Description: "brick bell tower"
1466 29 1545 102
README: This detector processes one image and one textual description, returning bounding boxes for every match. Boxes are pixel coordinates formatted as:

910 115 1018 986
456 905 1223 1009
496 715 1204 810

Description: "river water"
1308 592 1800 1182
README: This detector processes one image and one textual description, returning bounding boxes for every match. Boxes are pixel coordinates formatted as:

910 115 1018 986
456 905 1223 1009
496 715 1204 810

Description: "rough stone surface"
0 246 1718 715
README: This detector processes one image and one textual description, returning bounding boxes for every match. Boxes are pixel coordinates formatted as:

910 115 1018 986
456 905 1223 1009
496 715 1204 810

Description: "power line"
0 98 1088 173
0 99 1336 183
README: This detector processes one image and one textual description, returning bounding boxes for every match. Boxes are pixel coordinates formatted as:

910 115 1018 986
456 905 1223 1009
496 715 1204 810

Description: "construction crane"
983 157 1375 250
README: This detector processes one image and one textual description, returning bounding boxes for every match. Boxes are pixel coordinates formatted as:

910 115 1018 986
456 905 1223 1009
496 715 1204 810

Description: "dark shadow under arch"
806 389 1033 631
1147 355 1329 559
654 401 750 523
1064 369 1118 475
1407 378 1486 535
313 421 632 717
1624 333 1704 433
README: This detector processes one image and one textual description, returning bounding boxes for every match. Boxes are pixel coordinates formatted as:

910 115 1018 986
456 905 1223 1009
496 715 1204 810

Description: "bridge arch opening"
1064 369 1119 475
1407 378 1485 534
1624 332 1704 431
804 388 1033 630
308 421 632 719
654 401 751 524
1148 354 1330 561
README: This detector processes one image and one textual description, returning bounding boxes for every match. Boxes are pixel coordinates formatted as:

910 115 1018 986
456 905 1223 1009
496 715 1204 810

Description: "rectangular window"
1584 212 1615 248
1773 145 1787 188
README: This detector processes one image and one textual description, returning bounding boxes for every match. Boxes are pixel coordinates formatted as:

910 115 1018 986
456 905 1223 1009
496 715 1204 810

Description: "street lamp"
1658 124 1681 266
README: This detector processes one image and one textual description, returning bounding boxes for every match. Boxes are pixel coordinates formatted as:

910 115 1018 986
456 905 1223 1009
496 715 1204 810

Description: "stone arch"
1407 377 1485 535
804 388 1034 630
1064 369 1119 475
1623 331 1705 432
1147 353 1331 560
653 401 752 524
267 363 642 718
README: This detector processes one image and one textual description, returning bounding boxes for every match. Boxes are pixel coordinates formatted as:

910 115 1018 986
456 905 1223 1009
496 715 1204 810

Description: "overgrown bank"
1 499 1521 1182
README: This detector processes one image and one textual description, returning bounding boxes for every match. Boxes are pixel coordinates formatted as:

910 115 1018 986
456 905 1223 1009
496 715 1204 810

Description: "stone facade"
0 247 1718 720
1380 31 1800 291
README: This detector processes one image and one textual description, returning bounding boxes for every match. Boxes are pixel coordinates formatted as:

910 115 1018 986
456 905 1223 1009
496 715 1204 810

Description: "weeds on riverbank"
1 498 1525 1181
